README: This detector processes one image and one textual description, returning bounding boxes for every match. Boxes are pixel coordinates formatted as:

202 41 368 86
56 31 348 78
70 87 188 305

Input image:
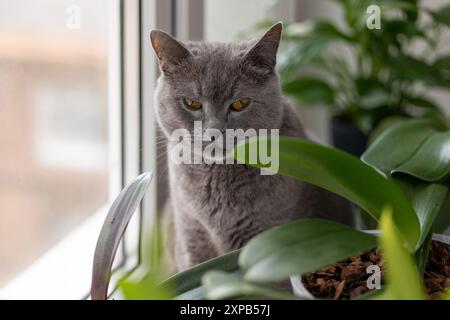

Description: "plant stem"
415 231 433 275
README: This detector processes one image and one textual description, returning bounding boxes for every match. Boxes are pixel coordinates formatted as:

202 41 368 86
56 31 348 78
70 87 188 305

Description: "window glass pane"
0 0 111 286
204 0 295 41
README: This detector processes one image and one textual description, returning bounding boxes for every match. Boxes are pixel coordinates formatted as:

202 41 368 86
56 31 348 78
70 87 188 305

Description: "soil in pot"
301 240 450 300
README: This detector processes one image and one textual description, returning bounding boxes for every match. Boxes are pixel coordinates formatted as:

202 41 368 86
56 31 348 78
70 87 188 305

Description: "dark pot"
331 115 369 157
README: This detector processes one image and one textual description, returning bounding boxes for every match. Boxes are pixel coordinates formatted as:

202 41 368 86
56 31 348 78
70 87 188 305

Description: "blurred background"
1 0 449 292
0 0 110 286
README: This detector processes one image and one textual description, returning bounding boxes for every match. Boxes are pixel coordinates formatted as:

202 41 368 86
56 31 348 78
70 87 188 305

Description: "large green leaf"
362 119 437 177
160 250 240 296
378 207 425 299
239 219 377 282
202 271 297 300
235 137 420 249
394 131 450 181
282 77 334 105
363 119 450 182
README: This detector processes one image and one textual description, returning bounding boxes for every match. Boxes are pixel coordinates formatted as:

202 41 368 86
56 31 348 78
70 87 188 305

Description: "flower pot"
331 115 369 157
290 232 450 299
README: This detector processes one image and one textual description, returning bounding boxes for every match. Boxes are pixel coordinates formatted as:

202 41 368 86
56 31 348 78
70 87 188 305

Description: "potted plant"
273 0 450 156
197 117 450 300
90 116 450 300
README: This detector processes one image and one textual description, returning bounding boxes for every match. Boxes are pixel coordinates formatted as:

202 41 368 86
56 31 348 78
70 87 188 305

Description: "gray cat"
150 23 353 272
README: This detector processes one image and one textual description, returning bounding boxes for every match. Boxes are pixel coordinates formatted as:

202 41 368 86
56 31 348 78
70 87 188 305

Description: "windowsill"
0 205 112 300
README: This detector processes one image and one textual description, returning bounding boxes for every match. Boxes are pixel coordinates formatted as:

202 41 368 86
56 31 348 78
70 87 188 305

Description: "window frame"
0 0 166 299
0 0 304 300
110 0 304 297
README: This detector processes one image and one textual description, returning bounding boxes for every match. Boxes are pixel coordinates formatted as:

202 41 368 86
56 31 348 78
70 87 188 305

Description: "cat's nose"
203 115 226 133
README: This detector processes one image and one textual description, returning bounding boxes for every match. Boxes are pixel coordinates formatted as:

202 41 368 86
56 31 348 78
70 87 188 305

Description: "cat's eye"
230 99 251 111
183 98 202 110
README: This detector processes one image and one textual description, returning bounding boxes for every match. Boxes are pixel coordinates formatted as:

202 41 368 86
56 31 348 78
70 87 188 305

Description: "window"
0 0 343 300
0 0 167 300
204 0 297 41
0 0 123 299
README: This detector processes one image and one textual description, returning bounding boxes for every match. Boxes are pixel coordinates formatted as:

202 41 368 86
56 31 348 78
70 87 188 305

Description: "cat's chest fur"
168 159 302 251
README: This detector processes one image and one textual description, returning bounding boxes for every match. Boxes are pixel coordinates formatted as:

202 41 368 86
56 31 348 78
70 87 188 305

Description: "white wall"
205 0 297 41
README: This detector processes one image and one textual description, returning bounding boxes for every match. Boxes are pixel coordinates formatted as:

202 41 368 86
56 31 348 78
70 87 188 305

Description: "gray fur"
151 23 353 271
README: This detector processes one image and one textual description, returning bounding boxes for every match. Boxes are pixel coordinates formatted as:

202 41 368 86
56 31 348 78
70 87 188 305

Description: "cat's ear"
243 22 283 75
150 30 192 74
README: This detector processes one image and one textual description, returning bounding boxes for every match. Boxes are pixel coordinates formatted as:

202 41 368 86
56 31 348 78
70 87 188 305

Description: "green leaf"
339 0 417 30
379 206 425 300
91 172 153 300
382 19 425 40
402 94 440 110
160 250 240 296
433 190 450 233
355 288 386 300
239 219 377 283
368 116 406 144
434 55 450 71
389 55 449 87
235 137 420 249
120 221 175 300
415 231 432 275
429 5 450 27
356 79 390 110
202 271 298 300
282 77 334 105
442 287 450 300
283 20 352 42
394 178 448 247
120 278 173 300
362 119 437 177
277 20 352 78
393 131 450 181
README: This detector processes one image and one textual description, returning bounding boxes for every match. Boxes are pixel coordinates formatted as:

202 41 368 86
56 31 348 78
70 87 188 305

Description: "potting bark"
301 240 450 299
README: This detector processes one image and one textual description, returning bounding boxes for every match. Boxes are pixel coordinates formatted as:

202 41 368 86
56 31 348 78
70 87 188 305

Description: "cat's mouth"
168 138 237 165
165 126 280 175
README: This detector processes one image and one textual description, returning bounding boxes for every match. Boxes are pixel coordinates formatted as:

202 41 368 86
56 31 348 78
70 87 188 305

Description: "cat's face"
151 23 284 141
